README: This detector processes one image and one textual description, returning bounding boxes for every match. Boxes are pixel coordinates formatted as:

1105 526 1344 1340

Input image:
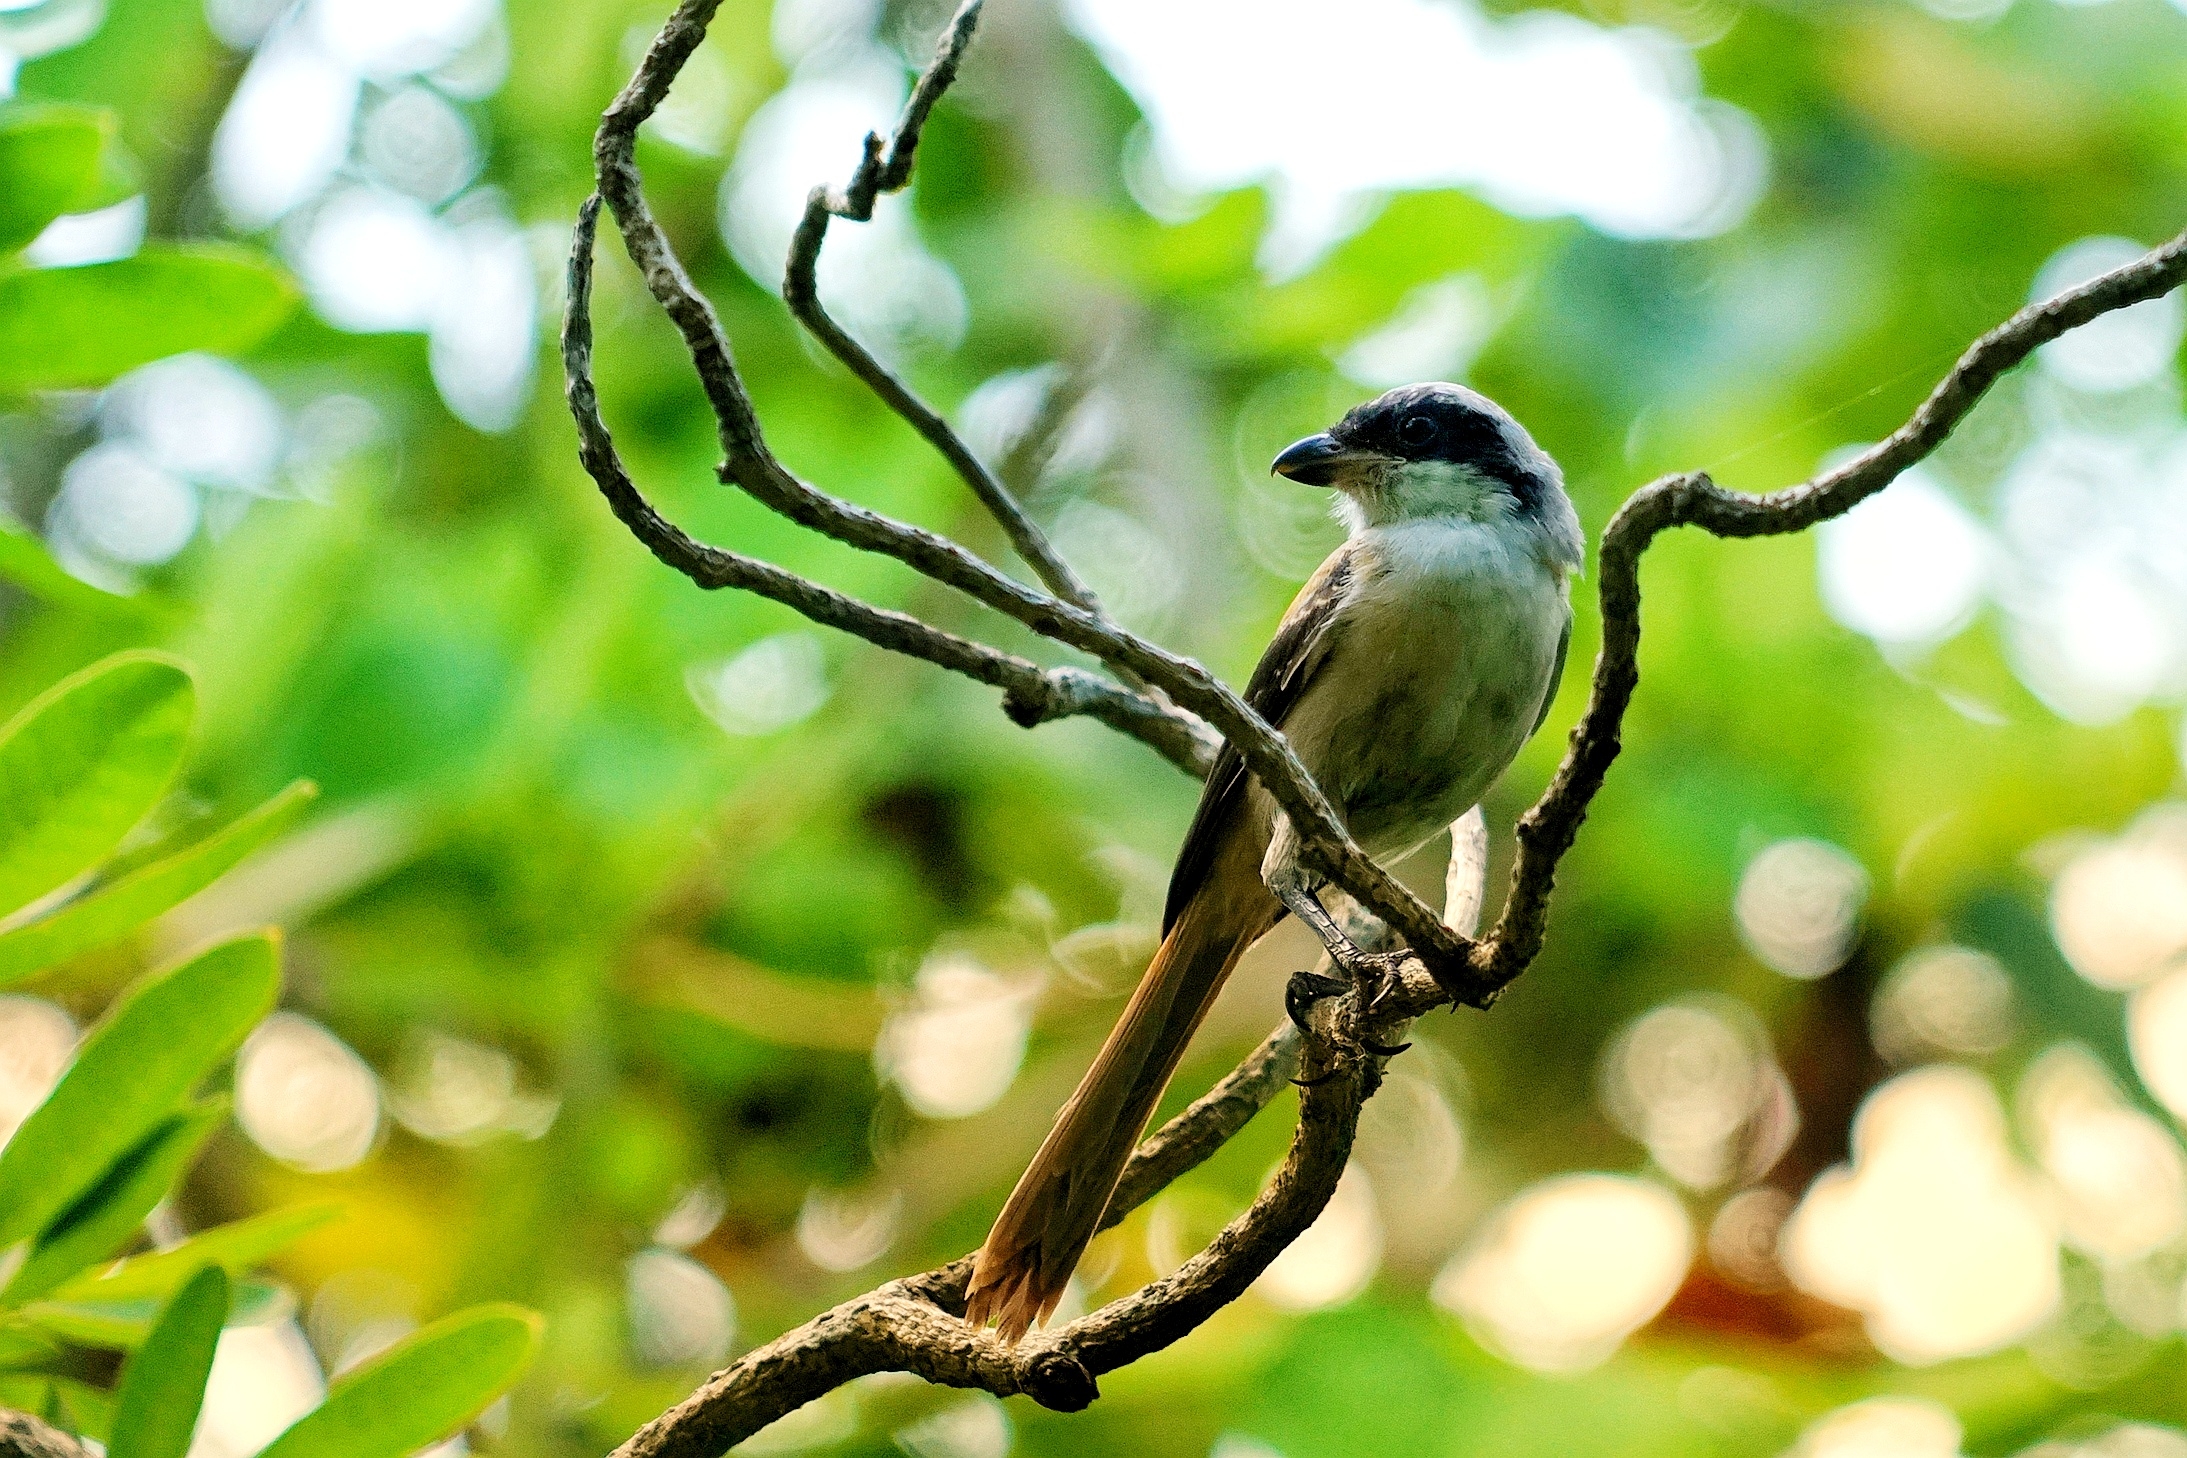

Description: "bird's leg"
1264 816 1409 1060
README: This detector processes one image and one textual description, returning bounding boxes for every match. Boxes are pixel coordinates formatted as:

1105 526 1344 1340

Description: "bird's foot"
1284 962 1411 1086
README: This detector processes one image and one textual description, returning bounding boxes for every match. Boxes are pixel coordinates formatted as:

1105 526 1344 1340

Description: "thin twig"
613 863 1443 1457
578 0 1476 986
563 196 1216 778
781 1 1110 620
1467 224 2187 1002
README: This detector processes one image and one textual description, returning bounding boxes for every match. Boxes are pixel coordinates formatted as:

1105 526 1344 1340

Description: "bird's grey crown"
1333 382 1583 568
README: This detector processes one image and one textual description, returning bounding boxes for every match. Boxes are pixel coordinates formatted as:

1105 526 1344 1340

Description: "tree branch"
781 1 1111 621
613 890 1427 1458
573 0 1478 989
562 196 1217 779
567 2 2187 1448
1468 224 2187 1003
0 1410 91 1458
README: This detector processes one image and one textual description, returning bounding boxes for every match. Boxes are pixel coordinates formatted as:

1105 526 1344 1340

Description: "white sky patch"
104 353 284 493
213 19 362 229
360 84 479 205
1816 467 1989 647
306 0 496 82
719 58 966 356
1339 274 1497 389
208 0 530 431
0 0 105 79
1992 426 2187 725
429 201 537 433
1067 0 1767 270
2036 237 2187 395
25 193 145 267
48 440 199 568
297 184 450 332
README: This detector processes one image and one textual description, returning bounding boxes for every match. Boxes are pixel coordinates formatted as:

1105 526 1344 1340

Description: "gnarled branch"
572 0 1480 995
566 1 2187 1448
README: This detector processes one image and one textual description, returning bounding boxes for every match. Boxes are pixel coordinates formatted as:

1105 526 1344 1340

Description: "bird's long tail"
967 827 1277 1343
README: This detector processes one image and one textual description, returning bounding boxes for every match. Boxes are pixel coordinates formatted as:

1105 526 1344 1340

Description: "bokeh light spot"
875 953 1032 1120
1816 467 1988 647
1433 1172 1692 1372
1734 838 1869 980
1256 1161 1383 1311
236 1012 382 1172
2053 811 2187 990
627 1247 736 1369
1871 945 2016 1065
1780 1066 2059 1364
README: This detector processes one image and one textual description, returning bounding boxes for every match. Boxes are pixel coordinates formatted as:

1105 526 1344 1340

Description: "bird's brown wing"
1162 541 1357 933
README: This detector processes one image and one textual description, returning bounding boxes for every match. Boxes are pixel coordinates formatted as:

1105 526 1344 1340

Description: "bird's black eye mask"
1332 389 1543 510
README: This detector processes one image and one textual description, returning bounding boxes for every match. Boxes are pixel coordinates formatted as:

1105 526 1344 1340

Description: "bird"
964 382 1584 1344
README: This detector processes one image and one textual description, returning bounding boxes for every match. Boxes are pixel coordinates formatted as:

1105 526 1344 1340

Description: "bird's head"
1272 383 1582 570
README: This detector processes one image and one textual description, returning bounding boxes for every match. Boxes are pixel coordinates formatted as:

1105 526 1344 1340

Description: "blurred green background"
3 0 2187 1452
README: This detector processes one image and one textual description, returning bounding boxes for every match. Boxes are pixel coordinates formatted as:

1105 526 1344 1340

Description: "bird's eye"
1398 414 1437 447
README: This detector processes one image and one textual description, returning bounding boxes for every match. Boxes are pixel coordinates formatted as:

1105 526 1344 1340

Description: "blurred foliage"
0 0 2184 1455
0 648 537 1448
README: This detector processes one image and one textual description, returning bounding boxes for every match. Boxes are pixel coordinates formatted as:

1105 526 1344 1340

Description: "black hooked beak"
1270 432 1355 487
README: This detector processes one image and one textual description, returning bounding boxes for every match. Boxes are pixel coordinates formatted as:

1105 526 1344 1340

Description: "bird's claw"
1284 964 1409 1081
1285 968 1349 1037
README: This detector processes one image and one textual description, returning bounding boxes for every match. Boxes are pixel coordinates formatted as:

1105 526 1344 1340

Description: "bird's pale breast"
1286 517 1569 862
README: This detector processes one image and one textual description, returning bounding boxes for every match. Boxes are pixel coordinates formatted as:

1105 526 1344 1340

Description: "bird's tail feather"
967 830 1275 1343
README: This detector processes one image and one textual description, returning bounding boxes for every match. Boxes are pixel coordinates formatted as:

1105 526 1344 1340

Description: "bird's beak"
1270 432 1362 487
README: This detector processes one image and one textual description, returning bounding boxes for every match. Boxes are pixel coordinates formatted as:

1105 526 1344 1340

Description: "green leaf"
0 1326 62 1371
52 1203 342 1305
0 781 317 985
18 1278 282 1351
0 244 297 392
0 651 193 921
50 1376 114 1443
257 1306 541 1458
1 1101 225 1307
0 519 146 617
0 105 113 255
108 1266 228 1458
0 934 280 1249
0 1372 114 1441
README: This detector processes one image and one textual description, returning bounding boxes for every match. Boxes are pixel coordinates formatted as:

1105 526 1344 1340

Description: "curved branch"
781 1 1113 622
579 0 1477 991
612 1023 1309 1458
615 854 1454 1458
1467 224 2187 1002
563 196 1216 777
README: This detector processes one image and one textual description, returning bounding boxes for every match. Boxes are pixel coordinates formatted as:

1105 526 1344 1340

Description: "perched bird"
965 383 1584 1343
